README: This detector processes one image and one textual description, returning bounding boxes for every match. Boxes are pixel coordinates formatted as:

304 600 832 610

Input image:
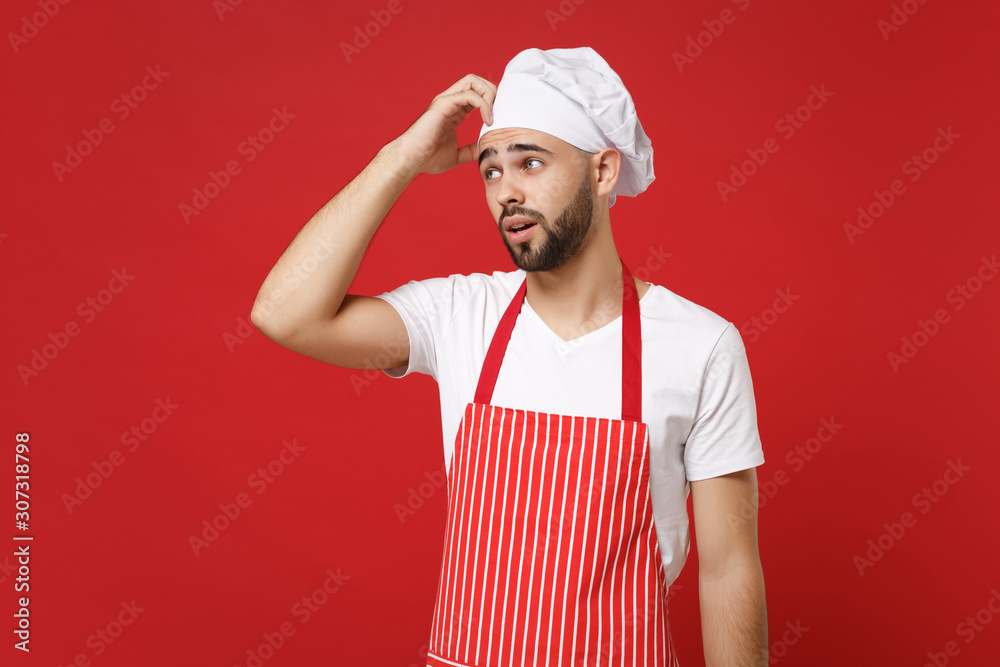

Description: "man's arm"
691 467 768 666
250 75 497 369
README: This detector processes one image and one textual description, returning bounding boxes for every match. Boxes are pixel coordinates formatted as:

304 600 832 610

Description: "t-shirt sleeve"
373 274 472 381
683 322 765 481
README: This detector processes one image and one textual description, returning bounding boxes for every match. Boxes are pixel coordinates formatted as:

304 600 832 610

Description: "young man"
252 47 767 666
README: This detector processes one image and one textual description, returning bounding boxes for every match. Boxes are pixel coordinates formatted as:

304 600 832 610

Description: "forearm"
250 139 416 337
699 559 768 666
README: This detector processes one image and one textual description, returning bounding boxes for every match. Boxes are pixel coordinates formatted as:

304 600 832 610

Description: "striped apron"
426 259 677 667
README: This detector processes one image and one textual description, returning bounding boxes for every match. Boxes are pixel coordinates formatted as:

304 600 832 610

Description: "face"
478 129 597 272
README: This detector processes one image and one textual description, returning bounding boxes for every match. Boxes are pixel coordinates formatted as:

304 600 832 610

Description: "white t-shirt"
375 268 764 586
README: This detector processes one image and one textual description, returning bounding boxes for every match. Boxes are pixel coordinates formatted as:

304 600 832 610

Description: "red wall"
4 0 998 665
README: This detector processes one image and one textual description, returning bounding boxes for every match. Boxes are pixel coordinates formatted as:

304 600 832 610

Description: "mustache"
500 206 546 225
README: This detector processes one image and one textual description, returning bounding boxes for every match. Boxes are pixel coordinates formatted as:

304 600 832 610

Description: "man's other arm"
250 75 497 369
692 468 768 666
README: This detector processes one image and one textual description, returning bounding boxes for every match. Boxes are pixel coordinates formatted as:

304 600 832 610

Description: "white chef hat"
478 47 654 207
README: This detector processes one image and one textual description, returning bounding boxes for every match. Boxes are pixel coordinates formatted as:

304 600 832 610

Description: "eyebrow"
478 142 554 168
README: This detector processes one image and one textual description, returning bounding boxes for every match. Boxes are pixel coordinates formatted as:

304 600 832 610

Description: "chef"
252 46 767 666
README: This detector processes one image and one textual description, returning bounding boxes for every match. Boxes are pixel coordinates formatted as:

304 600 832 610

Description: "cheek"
532 172 576 212
482 184 498 207
485 197 503 223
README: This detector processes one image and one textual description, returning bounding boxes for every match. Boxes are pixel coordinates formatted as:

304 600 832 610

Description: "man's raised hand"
392 74 497 178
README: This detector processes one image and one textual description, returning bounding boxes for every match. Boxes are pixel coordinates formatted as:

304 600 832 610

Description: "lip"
507 225 536 244
502 215 538 232
502 216 539 244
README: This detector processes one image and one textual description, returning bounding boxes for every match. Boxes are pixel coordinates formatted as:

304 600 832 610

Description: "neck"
523 213 643 342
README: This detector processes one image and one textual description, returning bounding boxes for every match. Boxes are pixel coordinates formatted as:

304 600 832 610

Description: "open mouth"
506 221 538 243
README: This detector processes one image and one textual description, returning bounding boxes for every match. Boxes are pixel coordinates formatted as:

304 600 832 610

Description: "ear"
592 147 622 201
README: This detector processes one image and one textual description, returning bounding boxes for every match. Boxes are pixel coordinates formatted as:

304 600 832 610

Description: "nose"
495 173 525 209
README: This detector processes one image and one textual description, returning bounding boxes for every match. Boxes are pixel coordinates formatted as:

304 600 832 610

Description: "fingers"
455 141 480 166
429 89 492 129
458 88 494 126
435 74 497 125
408 75 496 171
441 73 497 99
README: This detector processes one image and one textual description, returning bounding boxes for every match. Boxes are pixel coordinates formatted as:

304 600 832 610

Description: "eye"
525 158 543 169
483 167 500 181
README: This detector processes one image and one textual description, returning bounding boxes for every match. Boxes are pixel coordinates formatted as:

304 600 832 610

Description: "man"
252 47 767 666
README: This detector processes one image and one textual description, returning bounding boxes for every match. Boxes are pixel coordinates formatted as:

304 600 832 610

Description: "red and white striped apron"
426 259 677 667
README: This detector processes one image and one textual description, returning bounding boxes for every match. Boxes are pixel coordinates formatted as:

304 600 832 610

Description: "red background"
3 0 998 665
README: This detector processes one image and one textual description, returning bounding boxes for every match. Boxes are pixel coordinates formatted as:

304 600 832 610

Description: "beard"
498 171 596 272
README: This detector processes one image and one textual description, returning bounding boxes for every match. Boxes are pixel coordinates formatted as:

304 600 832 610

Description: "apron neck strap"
474 258 643 423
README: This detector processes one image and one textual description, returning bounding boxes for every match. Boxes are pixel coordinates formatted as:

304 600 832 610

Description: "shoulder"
640 282 744 360
455 267 525 292
642 282 732 332
377 267 525 319
421 268 524 302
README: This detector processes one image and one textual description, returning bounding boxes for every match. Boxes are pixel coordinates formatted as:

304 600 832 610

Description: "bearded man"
252 47 768 667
